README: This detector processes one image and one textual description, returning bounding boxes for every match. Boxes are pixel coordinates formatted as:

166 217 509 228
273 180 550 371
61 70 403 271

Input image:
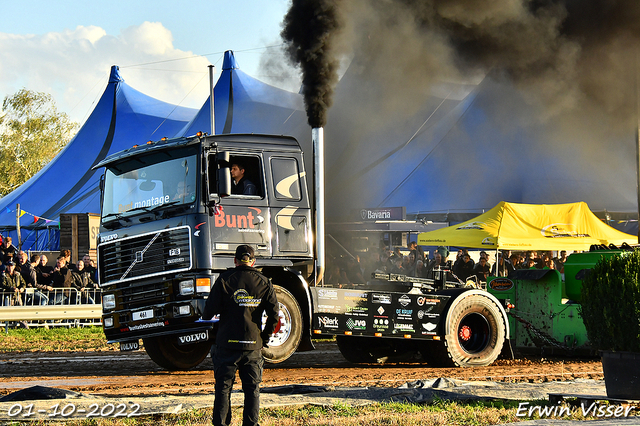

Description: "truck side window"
271 157 302 201
229 155 263 198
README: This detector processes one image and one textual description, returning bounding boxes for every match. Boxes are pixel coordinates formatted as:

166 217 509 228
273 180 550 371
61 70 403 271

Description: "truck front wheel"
423 293 506 367
143 335 212 370
261 285 302 363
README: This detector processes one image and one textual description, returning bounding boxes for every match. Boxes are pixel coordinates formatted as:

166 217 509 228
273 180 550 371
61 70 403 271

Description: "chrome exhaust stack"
312 127 325 284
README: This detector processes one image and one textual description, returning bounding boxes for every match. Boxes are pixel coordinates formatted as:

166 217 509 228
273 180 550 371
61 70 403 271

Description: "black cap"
235 244 255 263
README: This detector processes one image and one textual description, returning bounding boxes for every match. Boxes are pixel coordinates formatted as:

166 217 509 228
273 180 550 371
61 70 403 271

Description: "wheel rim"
457 313 490 354
262 301 292 347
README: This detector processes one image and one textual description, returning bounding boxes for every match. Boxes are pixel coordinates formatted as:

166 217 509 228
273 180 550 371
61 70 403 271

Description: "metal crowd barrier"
0 288 103 329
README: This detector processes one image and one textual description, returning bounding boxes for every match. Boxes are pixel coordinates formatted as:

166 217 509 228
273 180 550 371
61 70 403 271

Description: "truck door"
267 155 311 257
208 153 271 257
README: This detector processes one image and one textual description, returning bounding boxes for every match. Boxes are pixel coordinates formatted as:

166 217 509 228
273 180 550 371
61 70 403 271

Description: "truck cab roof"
94 133 303 170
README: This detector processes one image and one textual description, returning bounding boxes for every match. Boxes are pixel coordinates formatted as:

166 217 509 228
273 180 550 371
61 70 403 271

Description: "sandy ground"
0 342 604 398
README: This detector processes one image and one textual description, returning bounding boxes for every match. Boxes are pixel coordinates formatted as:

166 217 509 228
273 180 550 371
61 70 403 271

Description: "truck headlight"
103 294 116 310
174 304 191 316
104 317 114 328
179 280 195 295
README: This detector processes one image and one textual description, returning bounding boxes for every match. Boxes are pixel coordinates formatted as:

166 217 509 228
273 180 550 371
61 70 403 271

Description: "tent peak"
222 50 239 70
109 65 123 83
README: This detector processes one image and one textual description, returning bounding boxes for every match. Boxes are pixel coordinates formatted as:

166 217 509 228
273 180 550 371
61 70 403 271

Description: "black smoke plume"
281 0 342 128
282 0 640 125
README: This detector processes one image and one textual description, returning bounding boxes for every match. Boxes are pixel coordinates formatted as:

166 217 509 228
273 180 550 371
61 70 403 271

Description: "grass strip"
0 326 113 352
5 399 632 426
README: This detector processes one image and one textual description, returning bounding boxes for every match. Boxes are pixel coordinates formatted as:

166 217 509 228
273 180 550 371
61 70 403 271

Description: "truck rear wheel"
261 285 302 363
423 293 506 367
143 335 212 370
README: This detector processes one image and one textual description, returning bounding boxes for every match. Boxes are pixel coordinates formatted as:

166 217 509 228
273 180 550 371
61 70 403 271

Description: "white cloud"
0 22 210 124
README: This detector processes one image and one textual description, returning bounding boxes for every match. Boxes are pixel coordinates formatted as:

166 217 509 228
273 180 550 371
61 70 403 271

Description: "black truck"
95 131 510 369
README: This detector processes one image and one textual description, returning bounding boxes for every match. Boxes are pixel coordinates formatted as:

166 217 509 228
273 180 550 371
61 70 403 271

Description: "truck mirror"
217 167 231 197
216 151 230 165
214 151 231 198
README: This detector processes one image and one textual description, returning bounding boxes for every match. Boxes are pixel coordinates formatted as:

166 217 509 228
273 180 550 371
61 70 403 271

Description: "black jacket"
17 262 37 287
202 264 279 351
0 244 16 264
51 267 74 288
231 177 257 195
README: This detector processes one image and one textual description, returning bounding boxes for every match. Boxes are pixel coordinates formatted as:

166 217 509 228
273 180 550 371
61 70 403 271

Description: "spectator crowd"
0 235 99 309
323 239 571 287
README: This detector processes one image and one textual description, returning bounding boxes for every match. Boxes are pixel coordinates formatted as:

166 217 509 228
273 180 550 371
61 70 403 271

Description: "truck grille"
119 282 169 311
99 226 192 285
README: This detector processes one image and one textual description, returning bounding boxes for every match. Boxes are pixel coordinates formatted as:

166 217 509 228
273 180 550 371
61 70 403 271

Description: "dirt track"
0 342 605 399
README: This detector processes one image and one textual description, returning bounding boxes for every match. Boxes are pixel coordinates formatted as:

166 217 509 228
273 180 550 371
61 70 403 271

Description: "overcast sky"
0 0 297 124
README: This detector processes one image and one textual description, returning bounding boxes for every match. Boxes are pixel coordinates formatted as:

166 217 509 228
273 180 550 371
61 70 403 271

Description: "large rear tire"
423 292 506 367
261 285 302 363
143 335 212 370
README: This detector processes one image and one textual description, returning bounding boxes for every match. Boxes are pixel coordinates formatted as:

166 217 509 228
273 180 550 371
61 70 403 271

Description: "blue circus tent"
179 50 312 188
179 51 308 142
0 66 199 251
324 68 638 224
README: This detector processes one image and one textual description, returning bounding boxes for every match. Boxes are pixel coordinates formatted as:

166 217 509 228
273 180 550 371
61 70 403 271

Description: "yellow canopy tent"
417 201 637 251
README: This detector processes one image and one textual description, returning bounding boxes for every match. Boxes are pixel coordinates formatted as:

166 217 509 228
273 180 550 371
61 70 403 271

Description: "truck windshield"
102 149 198 219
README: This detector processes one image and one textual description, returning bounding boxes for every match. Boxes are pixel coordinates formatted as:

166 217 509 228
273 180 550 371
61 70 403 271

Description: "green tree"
0 89 78 196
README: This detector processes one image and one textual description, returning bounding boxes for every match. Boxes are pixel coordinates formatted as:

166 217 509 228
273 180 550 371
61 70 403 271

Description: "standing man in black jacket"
202 244 279 426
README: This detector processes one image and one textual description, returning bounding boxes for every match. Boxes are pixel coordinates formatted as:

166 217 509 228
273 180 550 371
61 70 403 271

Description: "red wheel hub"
459 325 472 341
273 318 283 334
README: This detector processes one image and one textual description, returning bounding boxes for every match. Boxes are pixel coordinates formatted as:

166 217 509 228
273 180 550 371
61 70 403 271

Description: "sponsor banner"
372 293 392 304
317 289 339 300
317 316 339 329
398 294 411 307
489 278 514 291
345 305 368 316
346 318 367 331
311 289 450 338
395 308 413 321
421 322 438 335
541 223 590 239
317 304 340 313
457 222 486 230
344 291 367 301
416 297 439 307
393 322 415 333
344 290 369 317
122 321 167 332
373 318 390 331
359 207 406 221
